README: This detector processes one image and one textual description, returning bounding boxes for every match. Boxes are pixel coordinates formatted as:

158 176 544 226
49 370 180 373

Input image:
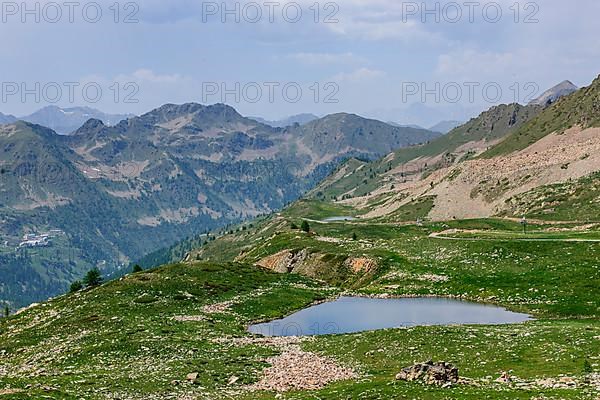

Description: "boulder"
396 361 459 386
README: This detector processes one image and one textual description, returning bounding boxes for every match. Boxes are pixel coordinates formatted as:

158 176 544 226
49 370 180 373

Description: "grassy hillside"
2 82 600 399
0 262 330 399
197 202 600 317
1 204 599 398
312 103 541 200
1 105 439 309
501 171 600 221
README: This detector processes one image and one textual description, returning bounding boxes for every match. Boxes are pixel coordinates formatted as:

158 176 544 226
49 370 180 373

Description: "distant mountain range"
0 104 440 308
0 112 17 124
428 120 464 133
0 106 133 134
249 113 319 128
385 120 464 134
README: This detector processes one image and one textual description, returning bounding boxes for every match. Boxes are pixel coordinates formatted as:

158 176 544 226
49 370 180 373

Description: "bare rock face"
255 249 310 273
396 361 459 386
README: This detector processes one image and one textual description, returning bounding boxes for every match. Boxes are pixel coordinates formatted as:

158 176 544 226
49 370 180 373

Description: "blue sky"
1 0 599 126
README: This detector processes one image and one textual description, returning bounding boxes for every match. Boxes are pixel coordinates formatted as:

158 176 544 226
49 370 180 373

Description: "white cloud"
333 68 386 82
325 10 445 43
129 69 184 84
287 52 365 66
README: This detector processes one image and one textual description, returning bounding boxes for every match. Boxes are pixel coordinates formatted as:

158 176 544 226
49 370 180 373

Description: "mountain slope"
293 113 440 160
485 76 599 157
312 75 600 222
312 103 542 200
0 105 438 308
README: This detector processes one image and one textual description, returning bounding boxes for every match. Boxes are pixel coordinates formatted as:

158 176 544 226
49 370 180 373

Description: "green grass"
265 320 599 400
0 262 329 399
440 229 600 241
502 172 600 222
381 195 436 222
2 207 600 398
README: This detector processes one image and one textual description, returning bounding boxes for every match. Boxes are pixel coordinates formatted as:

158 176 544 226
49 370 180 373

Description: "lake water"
322 216 357 222
248 297 532 337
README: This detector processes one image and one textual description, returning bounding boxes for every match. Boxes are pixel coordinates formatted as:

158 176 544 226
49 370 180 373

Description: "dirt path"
429 230 600 242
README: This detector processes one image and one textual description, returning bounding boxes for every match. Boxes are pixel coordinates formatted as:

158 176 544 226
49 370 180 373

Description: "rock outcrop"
255 249 310 273
396 361 459 386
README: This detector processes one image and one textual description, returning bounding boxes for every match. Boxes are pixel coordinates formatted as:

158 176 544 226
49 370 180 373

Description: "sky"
1 0 599 127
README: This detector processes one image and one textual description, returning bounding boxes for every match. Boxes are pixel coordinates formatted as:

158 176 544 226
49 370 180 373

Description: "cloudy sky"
1 0 599 126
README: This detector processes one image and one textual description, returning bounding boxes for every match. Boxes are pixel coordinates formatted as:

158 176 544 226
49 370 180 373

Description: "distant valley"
0 79 588 309
0 105 439 308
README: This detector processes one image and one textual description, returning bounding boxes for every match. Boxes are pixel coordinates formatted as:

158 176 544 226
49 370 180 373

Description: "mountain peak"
529 80 578 106
560 79 576 87
139 103 243 125
0 111 17 124
76 118 106 132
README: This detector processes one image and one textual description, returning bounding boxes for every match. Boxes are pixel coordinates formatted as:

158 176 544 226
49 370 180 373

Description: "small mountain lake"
248 297 532 337
321 216 357 222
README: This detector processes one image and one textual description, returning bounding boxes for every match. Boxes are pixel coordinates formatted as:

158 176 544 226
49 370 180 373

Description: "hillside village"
0 230 66 251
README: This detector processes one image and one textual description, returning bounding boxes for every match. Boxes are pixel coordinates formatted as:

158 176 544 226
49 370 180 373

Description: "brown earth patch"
345 257 377 274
